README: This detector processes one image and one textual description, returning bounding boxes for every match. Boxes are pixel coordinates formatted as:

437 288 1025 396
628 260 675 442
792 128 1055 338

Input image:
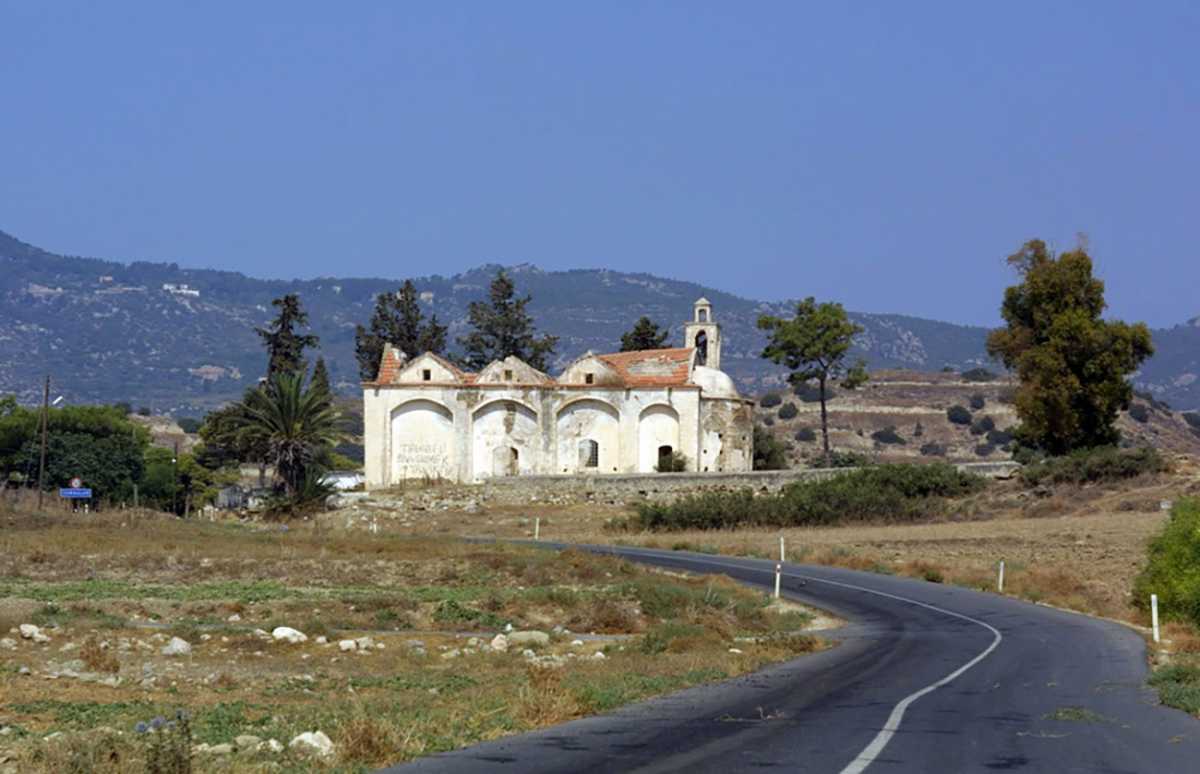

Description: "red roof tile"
595 348 695 388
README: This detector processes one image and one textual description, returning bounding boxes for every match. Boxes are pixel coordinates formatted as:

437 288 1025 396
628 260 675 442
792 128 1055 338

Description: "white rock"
571 639 584 647
33 632 50 644
354 636 374 651
489 634 509 652
315 636 327 645
161 637 192 656
338 639 357 652
508 631 550 647
592 651 606 660
728 648 743 654
227 613 241 622
235 734 261 749
441 649 461 660
18 624 39 640
0 638 16 650
207 743 233 755
289 730 334 758
272 627 307 644
260 738 284 753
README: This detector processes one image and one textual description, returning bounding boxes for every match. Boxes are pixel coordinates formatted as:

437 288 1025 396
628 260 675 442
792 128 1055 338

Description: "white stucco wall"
555 398 621 474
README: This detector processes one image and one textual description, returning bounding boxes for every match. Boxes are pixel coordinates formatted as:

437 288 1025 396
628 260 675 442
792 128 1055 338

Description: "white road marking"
602 546 1003 774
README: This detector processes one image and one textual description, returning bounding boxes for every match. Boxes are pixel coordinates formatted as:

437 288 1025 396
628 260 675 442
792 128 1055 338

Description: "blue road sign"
60 488 93 499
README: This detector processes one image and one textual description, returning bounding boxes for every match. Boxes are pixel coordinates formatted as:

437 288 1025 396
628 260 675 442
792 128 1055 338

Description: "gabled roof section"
477 355 554 385
595 347 696 388
374 351 475 385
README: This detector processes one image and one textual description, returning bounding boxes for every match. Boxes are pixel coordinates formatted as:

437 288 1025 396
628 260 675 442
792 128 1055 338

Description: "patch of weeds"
432 599 505 629
8 700 156 730
351 673 478 693
30 602 74 627
1148 663 1200 715
1043 706 1110 723
640 622 707 654
572 668 727 713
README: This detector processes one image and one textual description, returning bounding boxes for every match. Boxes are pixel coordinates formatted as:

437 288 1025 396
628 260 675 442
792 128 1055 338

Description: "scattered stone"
18 624 40 640
235 734 261 749
571 639 584 647
200 634 212 642
441 649 461 660
17 666 30 675
0 638 16 651
59 642 78 653
261 738 284 753
489 633 509 652
161 637 192 656
289 730 334 758
315 636 327 645
338 639 357 652
207 743 233 755
508 631 550 647
227 613 241 622
354 636 374 651
592 651 606 660
272 626 307 644
728 648 743 654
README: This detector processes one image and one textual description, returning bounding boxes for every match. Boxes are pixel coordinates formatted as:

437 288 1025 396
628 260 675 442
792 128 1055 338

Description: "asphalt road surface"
384 544 1199 773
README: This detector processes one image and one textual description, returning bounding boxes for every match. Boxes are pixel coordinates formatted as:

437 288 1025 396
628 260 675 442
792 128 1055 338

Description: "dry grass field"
0 509 823 773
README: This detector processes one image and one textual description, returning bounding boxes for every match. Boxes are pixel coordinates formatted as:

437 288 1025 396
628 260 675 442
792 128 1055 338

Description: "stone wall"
335 462 1020 512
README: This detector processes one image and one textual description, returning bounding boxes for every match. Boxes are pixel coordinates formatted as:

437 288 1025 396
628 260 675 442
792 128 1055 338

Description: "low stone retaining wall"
342 461 1020 512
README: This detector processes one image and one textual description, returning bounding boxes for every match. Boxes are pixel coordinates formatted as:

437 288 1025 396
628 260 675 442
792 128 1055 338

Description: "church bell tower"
684 297 721 369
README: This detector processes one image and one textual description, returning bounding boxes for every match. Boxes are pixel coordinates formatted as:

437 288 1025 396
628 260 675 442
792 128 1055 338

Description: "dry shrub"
335 707 404 767
1163 623 1200 654
577 598 640 634
81 636 120 674
213 672 238 690
517 666 581 725
1023 496 1071 519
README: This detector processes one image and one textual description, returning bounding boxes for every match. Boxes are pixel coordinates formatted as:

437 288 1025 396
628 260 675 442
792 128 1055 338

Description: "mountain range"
1 229 1197 415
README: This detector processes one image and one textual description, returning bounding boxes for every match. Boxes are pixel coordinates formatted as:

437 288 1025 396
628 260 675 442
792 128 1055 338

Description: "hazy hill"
1 229 1197 413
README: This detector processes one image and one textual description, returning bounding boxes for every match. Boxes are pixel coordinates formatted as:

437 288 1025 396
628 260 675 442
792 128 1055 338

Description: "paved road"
385 544 1199 773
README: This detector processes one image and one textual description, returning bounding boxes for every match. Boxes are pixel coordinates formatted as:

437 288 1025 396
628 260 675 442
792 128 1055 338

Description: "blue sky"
2 1 1197 327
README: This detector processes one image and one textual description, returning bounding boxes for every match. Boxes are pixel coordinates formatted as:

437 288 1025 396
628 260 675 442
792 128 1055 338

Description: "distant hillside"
1 229 1197 413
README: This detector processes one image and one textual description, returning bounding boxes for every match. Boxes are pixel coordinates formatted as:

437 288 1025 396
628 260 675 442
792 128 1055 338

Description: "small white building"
362 299 753 487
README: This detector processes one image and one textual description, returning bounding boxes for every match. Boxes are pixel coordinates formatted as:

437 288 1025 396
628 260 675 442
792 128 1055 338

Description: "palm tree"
238 372 340 496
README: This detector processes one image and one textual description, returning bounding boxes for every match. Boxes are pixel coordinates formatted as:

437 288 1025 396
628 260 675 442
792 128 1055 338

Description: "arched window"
579 439 599 468
694 330 708 366
698 308 709 322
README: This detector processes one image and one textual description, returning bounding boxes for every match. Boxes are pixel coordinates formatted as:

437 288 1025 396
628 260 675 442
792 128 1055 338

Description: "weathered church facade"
363 299 753 487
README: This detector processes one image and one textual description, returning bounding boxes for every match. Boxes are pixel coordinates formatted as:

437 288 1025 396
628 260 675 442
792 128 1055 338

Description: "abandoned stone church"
363 299 753 487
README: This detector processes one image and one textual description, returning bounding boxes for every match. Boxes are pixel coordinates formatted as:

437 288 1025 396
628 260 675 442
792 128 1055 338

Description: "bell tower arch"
684 297 721 369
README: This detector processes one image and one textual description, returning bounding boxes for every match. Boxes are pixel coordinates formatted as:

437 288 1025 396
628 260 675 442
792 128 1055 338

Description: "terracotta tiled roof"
374 345 406 385
595 348 695 388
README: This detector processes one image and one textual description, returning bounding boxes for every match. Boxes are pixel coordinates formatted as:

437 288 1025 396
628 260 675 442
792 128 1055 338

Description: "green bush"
794 427 816 442
792 381 832 403
655 450 689 473
1134 499 1200 626
759 392 782 408
962 368 998 382
1021 446 1167 487
752 425 790 471
969 393 986 410
985 428 1014 446
969 416 996 436
778 402 798 421
974 443 995 457
913 422 924 438
871 426 906 445
820 451 869 468
1128 403 1150 423
919 442 946 457
633 464 986 531
947 405 972 425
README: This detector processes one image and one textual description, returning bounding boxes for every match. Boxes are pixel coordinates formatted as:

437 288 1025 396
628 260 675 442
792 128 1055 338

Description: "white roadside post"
774 563 782 600
997 560 1005 593
534 517 540 541
779 536 785 563
1152 594 1160 644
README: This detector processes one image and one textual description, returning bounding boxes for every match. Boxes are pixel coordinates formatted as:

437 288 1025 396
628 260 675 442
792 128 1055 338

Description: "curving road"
384 544 1200 773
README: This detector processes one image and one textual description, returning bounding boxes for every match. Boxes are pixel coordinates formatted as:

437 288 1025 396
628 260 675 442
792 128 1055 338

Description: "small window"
504 369 513 381
579 439 599 468
584 373 594 385
698 308 709 322
422 369 431 381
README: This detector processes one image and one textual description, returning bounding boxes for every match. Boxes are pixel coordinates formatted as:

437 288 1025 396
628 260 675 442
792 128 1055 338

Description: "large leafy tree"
354 280 448 380
620 316 671 352
256 293 319 379
458 270 558 372
986 239 1153 454
758 298 868 461
235 372 341 497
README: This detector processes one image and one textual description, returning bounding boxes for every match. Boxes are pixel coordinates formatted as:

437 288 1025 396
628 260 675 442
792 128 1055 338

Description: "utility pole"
172 440 180 516
36 376 49 510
